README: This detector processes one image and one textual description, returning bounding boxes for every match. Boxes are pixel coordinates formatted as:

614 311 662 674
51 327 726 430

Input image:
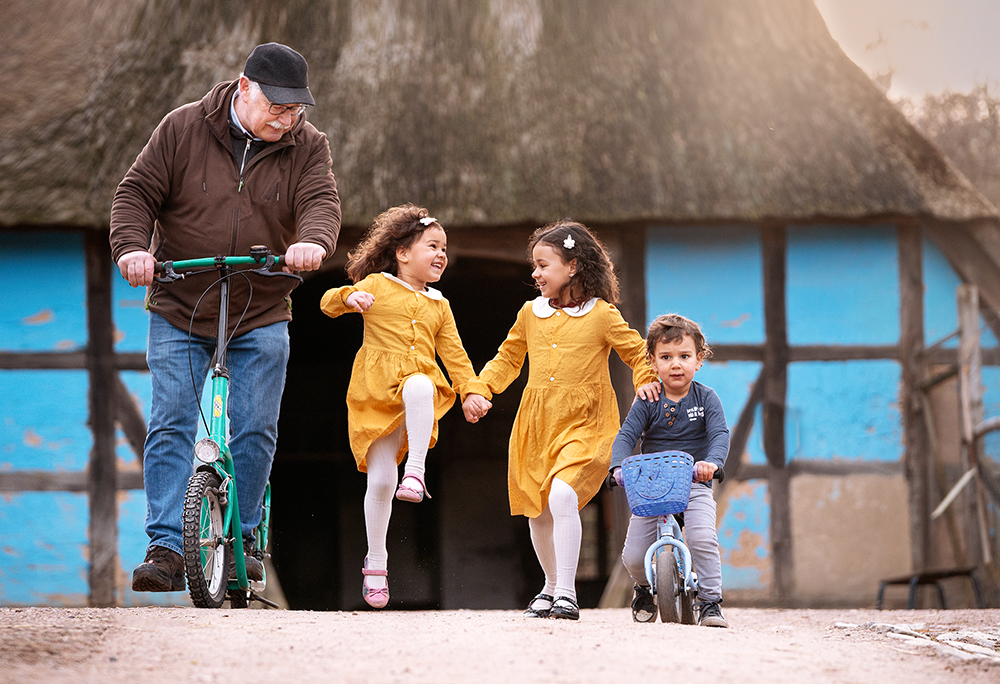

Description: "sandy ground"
1 606 998 684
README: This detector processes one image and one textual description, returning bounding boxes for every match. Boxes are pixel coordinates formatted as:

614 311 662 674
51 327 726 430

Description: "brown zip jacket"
110 80 341 338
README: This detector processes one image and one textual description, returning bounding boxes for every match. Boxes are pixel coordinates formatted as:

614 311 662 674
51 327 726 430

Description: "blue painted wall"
0 233 182 606
646 224 999 592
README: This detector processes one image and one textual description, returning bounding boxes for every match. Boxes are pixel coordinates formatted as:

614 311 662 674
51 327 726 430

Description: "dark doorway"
272 251 542 610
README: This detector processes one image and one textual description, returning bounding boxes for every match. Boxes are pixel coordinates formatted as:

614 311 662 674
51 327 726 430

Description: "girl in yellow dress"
320 204 483 609
462 220 660 620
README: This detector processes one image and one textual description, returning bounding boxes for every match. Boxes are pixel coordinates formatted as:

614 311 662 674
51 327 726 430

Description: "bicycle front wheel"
182 470 230 608
656 549 683 623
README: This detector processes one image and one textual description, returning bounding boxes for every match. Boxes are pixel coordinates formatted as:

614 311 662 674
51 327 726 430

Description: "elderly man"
110 43 341 591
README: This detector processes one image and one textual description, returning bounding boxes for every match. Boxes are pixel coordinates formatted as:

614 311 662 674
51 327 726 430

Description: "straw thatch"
1 0 995 228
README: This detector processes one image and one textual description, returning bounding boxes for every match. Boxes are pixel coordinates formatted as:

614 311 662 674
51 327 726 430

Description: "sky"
813 0 1000 100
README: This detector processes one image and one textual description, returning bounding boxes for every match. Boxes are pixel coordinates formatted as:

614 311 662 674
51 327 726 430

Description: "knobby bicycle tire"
182 470 230 608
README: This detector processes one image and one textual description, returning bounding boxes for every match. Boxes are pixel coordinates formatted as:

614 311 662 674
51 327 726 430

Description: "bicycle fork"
644 515 696 596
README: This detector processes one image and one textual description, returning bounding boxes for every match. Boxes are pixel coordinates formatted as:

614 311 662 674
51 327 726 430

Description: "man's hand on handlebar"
118 250 157 288
283 242 326 273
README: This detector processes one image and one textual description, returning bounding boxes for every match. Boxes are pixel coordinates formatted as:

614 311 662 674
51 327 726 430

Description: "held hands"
635 382 662 401
283 241 326 273
345 290 375 313
612 467 624 488
462 393 492 423
117 250 157 288
694 461 718 483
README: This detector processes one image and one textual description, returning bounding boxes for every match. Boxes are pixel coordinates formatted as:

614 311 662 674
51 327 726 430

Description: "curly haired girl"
321 204 484 609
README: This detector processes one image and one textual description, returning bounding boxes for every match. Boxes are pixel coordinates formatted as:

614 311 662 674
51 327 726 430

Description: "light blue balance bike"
619 451 723 624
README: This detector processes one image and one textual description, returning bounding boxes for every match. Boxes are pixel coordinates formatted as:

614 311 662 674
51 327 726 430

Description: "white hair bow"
419 217 437 226
563 235 575 249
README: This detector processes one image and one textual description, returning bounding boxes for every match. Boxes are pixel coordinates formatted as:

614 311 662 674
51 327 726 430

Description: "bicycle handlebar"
153 248 300 283
606 463 724 490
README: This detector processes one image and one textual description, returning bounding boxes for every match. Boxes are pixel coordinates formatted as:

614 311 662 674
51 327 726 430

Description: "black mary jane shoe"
523 593 554 618
549 596 580 621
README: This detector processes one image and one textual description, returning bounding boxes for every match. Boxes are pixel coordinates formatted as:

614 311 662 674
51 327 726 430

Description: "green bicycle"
154 246 300 608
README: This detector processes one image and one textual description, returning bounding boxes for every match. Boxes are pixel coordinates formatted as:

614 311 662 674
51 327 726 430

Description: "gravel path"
1 606 998 683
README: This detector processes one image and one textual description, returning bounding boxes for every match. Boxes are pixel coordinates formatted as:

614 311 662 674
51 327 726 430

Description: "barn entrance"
271 253 548 610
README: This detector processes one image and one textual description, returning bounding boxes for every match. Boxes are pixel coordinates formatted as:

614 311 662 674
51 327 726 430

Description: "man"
110 43 341 591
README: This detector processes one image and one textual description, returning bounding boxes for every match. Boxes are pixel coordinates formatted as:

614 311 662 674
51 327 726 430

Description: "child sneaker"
698 601 729 628
631 584 657 622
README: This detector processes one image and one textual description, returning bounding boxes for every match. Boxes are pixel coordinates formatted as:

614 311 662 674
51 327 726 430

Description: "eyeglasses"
266 102 308 116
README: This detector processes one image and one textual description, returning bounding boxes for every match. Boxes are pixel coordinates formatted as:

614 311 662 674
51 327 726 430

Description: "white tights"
363 374 435 589
528 477 581 602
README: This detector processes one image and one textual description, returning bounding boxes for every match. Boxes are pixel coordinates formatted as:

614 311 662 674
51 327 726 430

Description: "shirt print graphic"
687 406 705 421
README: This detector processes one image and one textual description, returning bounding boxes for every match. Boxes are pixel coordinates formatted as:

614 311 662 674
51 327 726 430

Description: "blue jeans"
143 312 289 555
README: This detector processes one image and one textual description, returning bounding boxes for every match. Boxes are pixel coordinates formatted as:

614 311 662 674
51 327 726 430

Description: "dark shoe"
523 593 554 618
132 545 185 592
549 596 580 621
698 600 729 628
229 537 264 582
631 584 657 623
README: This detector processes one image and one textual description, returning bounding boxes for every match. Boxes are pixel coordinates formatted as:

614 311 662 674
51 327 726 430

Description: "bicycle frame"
643 514 696 596
158 251 287 595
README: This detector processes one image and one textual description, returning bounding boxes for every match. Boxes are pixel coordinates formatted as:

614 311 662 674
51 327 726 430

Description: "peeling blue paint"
1 370 91 470
718 481 771 590
646 225 764 343
0 234 87 351
0 492 89 604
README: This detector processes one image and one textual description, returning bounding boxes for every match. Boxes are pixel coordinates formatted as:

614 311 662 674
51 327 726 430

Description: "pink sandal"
395 474 432 503
362 557 389 609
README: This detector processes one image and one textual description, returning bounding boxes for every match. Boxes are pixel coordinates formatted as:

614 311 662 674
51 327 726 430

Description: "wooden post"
898 224 930 572
957 285 987 566
85 230 118 607
761 225 792 600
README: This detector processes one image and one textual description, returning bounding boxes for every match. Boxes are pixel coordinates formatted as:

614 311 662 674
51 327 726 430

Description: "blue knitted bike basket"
621 450 694 516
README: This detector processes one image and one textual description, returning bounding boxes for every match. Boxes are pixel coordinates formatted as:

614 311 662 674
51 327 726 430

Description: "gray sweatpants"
620 482 723 603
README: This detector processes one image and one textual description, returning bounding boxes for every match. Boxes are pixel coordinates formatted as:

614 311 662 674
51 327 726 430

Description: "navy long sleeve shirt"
610 380 730 484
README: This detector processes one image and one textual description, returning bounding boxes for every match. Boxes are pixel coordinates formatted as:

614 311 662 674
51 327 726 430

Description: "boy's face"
650 334 703 400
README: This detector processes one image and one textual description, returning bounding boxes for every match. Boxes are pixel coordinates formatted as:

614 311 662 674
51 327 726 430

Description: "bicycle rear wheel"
182 470 230 608
656 549 683 623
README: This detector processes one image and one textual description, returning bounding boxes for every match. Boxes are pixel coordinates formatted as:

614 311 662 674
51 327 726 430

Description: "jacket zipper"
238 137 251 193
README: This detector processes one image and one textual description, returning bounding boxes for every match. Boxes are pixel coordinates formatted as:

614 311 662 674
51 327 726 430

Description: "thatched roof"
1 0 995 228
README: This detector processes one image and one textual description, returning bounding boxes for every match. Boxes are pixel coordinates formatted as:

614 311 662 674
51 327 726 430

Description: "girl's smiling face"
396 226 448 290
531 243 577 303
651 334 703 401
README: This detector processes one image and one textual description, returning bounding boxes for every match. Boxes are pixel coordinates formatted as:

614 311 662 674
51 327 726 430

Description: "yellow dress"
320 272 484 471
476 297 657 517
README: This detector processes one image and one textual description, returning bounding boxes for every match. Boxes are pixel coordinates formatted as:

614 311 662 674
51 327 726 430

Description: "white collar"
381 272 443 300
531 296 597 318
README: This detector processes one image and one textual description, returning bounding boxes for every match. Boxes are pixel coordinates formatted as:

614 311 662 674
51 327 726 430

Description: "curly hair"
646 314 713 359
527 219 620 303
345 204 440 283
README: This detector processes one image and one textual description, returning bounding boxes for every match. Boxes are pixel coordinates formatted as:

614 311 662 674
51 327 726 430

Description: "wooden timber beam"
899 224 931 572
84 232 118 607
761 224 793 600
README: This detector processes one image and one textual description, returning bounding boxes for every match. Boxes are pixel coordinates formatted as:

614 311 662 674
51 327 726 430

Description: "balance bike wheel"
656 549 683 623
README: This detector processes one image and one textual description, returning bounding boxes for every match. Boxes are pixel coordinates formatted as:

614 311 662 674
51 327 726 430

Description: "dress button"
412 319 417 324
556 312 561 316
549 376 555 382
410 345 415 350
670 407 675 412
552 343 557 348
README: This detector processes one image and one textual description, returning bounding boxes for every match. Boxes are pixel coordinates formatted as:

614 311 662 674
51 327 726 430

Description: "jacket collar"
203 80 303 153
531 295 597 318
